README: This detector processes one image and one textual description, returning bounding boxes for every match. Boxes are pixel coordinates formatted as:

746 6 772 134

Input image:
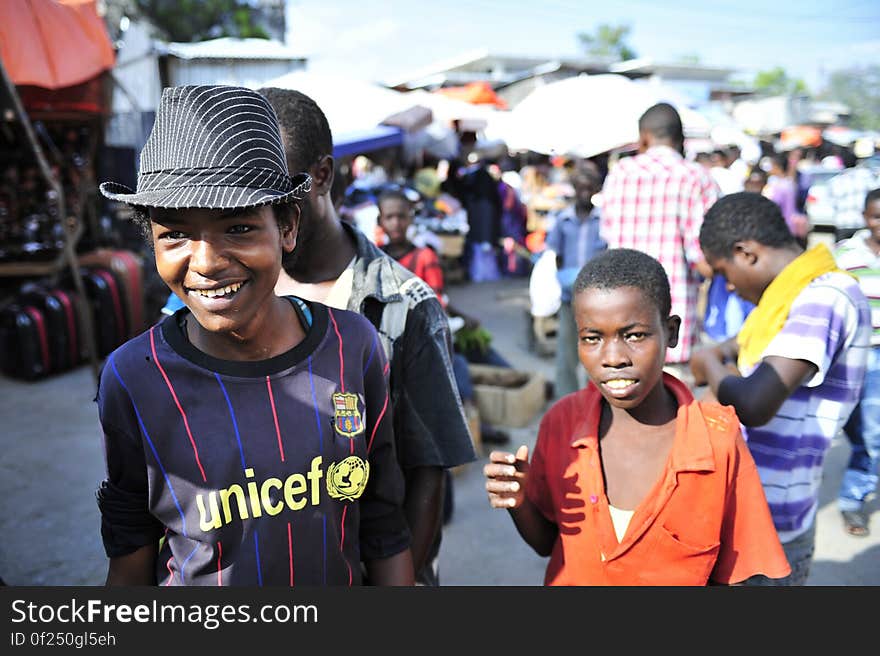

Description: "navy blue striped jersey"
96 297 409 585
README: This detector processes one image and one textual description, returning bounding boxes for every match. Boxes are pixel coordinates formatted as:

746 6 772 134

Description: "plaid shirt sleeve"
683 170 719 268
598 166 626 246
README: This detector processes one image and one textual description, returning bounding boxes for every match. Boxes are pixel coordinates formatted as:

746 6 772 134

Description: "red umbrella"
0 0 115 90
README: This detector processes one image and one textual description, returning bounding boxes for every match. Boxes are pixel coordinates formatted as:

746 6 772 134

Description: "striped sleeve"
711 429 791 584
834 238 880 342
761 277 864 388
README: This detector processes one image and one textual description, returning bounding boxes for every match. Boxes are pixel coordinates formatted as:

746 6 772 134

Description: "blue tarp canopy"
333 125 404 158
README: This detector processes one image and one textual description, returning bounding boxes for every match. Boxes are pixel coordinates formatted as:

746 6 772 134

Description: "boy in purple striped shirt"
690 192 870 585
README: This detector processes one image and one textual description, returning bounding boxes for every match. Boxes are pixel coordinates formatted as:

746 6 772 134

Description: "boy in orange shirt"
484 248 790 585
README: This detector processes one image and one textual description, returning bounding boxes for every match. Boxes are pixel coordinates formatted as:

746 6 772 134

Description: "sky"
284 0 880 93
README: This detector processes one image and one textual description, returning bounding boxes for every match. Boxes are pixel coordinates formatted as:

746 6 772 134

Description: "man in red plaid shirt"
600 103 719 380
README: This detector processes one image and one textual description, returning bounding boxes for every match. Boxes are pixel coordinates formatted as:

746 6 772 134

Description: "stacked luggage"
0 249 145 380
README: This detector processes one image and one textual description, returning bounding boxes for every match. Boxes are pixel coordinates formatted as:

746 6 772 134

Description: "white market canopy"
497 73 712 158
256 70 429 138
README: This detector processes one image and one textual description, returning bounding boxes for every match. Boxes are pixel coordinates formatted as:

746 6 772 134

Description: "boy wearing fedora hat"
95 85 414 586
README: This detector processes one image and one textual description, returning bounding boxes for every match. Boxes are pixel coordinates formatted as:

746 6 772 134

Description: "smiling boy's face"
150 204 297 338
574 286 679 413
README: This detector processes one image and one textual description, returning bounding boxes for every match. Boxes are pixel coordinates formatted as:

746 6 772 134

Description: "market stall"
0 0 144 383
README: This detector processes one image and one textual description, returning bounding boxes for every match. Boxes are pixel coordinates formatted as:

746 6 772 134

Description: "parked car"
805 157 880 241
803 167 842 231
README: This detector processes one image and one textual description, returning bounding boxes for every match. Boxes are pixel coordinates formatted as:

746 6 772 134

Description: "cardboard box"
452 402 482 476
436 233 465 258
468 364 546 428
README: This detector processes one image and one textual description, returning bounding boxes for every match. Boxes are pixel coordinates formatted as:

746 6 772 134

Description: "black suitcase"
78 249 144 338
64 287 92 364
81 267 128 357
19 285 77 371
50 287 85 367
0 303 51 380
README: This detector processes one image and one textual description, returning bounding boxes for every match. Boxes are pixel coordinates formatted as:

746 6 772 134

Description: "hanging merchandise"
0 2 146 383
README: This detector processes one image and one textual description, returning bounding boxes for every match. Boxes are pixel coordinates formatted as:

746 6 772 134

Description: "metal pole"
0 60 101 387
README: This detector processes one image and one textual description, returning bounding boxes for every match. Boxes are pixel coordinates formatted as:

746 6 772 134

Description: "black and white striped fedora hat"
100 85 311 209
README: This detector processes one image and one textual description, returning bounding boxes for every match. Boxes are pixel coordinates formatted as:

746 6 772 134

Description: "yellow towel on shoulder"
736 243 848 371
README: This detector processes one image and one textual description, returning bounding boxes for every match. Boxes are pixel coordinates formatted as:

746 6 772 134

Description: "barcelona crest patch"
332 392 364 438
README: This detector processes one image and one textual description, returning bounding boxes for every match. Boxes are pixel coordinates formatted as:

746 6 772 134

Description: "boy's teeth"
194 282 243 298
605 379 636 389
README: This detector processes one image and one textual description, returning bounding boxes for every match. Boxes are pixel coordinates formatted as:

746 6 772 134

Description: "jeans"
460 345 512 369
452 348 516 403
838 346 880 513
741 520 815 586
451 353 474 403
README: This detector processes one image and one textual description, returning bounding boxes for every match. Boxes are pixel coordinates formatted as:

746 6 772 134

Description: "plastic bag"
468 242 501 282
529 249 561 318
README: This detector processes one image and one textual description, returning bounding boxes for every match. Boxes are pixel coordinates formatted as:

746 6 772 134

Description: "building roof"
159 37 306 61
385 51 741 101
609 58 736 81
385 49 611 90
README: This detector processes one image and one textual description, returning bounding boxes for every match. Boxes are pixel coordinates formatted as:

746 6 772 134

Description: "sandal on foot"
842 510 869 537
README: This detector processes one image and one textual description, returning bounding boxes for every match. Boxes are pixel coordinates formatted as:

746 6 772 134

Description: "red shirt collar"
569 372 717 474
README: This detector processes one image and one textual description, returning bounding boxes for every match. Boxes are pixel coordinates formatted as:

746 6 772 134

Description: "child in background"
699 153 753 346
484 248 790 585
765 154 809 244
744 167 768 194
376 187 504 361
377 188 512 446
95 85 413 586
833 187 880 536
378 188 447 307
691 191 870 585
544 159 606 399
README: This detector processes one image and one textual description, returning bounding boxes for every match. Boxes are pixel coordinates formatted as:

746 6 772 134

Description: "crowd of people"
90 81 877 587
486 102 877 585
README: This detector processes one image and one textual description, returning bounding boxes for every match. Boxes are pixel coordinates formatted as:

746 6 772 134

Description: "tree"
577 23 638 62
131 0 268 42
753 67 809 96
824 65 880 131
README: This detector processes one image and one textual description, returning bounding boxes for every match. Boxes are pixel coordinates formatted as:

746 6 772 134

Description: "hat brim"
99 172 311 210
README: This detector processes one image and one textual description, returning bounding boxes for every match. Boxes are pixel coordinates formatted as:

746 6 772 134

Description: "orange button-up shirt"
527 374 791 585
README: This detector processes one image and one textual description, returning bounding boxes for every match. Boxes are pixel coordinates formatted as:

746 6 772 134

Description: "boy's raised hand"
484 445 530 509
